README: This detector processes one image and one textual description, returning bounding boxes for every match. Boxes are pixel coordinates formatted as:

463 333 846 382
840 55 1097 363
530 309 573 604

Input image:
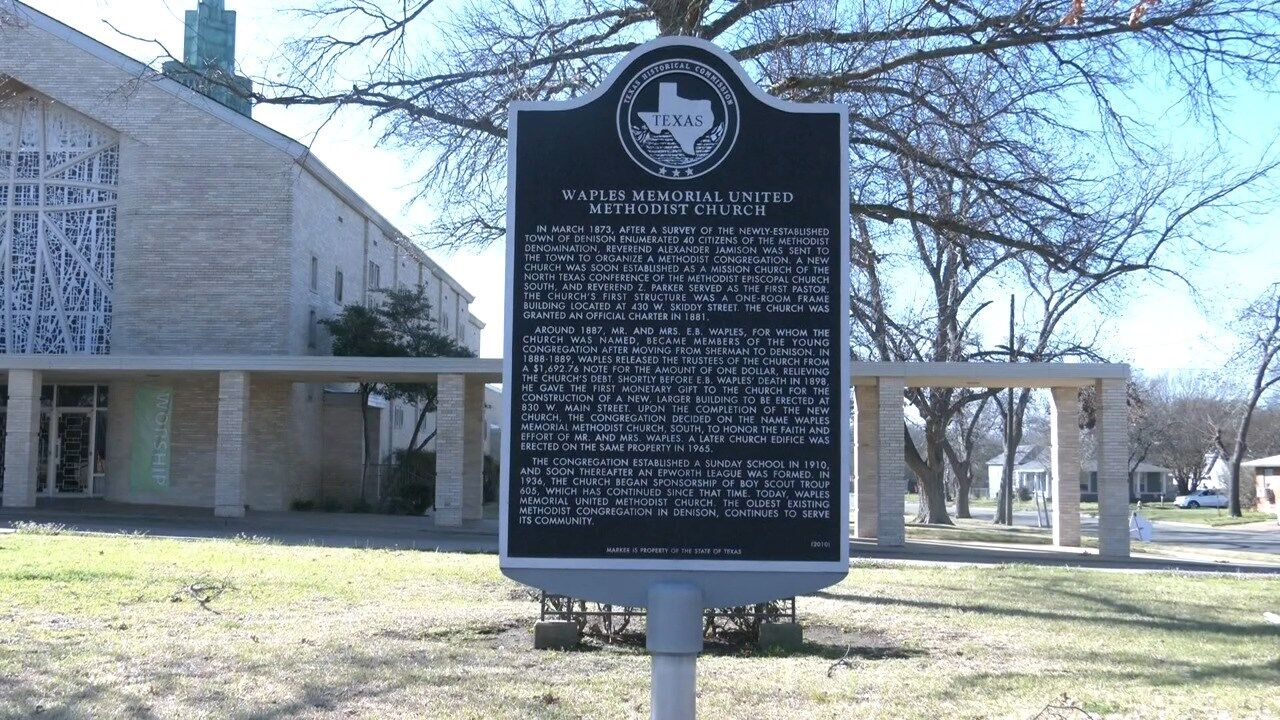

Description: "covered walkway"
0 356 500 526
1 356 1132 555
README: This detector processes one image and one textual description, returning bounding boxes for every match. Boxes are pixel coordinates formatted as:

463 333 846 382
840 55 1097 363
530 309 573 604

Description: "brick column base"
1050 387 1082 547
214 371 250 518
2 370 42 508
853 384 879 539
435 374 465 526
876 377 906 547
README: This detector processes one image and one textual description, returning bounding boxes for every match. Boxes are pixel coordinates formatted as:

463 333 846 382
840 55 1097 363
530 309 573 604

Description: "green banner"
130 386 174 492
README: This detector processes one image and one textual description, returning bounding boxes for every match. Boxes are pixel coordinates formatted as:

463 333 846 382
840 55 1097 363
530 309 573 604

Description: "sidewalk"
850 537 1280 575
0 498 499 552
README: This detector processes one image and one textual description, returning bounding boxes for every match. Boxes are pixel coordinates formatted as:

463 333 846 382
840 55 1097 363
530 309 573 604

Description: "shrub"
382 448 437 515
290 499 316 512
483 456 500 503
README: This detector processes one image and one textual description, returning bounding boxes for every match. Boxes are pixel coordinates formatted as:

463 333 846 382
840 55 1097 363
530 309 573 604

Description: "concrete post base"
533 620 580 650
757 622 803 652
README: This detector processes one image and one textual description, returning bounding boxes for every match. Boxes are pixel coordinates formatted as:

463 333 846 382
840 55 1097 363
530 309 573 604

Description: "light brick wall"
853 384 879 539
876 377 906 546
434 374 465 525
320 393 366 504
461 377 486 519
1096 378 1131 558
1 15 484 512
1049 387 1082 547
214 371 250 517
106 378 218 508
104 376 296 511
1 370 41 508
0 21 297 356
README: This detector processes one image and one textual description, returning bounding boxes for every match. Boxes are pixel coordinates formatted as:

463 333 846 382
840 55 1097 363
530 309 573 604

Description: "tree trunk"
905 423 953 525
994 412 1024 525
1173 474 1190 496
1228 452 1245 516
955 470 972 519
942 434 976 519
359 384 373 503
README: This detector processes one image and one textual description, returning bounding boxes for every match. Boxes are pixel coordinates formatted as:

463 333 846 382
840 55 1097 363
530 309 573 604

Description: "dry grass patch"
0 533 1277 719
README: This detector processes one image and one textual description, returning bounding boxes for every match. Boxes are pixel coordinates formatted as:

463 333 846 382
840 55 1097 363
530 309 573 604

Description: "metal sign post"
500 37 850 718
648 583 702 719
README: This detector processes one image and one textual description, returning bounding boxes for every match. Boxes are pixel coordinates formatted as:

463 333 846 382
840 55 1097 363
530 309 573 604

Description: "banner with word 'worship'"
130 386 173 492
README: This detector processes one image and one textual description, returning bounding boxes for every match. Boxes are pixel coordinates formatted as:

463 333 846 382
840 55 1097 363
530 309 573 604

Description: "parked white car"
1172 489 1229 509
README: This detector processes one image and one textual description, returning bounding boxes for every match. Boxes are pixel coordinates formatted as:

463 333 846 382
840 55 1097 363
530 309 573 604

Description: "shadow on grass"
812 588 1279 639
546 626 925 662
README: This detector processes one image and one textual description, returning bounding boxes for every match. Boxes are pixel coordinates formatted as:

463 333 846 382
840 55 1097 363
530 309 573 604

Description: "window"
1142 472 1163 494
394 407 404 428
310 256 319 292
0 91 119 354
368 261 381 290
334 269 344 303
307 309 318 349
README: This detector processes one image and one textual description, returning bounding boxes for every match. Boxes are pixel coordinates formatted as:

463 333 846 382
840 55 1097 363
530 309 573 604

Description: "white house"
986 445 1173 502
1242 455 1280 515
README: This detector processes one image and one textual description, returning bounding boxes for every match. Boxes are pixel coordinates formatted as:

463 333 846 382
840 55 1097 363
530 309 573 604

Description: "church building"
0 0 490 517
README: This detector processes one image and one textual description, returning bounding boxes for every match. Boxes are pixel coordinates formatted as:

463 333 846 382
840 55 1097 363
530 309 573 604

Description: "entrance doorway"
0 383 108 499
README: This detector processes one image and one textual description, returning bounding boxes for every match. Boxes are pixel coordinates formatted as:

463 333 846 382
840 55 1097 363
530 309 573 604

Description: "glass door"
53 410 94 496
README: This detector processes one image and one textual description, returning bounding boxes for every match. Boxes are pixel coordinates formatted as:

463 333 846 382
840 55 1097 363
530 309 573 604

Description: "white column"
1096 378 1130 558
1049 387 1082 547
2 370 41 508
876 377 906 546
434 374 465 526
461 377 486 520
853 384 879 539
214 371 250 518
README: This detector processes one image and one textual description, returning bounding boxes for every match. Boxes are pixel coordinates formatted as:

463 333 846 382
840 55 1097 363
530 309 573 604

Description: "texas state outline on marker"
637 82 715 155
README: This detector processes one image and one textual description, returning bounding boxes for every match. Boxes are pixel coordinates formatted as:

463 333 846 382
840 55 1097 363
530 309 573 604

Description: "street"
903 500 1280 555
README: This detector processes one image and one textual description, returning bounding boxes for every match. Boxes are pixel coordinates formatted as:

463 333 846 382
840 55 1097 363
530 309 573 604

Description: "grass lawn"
2 529 1278 719
907 519 1055 545
1080 502 1276 527
961 497 1042 512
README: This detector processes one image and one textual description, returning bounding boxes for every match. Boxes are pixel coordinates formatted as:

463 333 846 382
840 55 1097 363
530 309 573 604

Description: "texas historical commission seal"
617 59 739 179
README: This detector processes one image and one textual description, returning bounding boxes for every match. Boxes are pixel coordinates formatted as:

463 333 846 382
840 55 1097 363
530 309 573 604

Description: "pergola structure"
850 362 1130 558
0 357 1130 557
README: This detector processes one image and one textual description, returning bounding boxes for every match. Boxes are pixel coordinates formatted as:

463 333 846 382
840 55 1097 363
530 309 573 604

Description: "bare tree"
88 0 1280 524
95 0 1280 251
1141 371 1232 495
943 393 1000 518
1213 284 1280 516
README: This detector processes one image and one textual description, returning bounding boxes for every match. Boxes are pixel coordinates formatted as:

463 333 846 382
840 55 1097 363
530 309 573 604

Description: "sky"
14 0 1280 371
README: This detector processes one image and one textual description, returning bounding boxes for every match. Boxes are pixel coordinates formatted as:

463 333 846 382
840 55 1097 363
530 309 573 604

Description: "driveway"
903 500 1280 556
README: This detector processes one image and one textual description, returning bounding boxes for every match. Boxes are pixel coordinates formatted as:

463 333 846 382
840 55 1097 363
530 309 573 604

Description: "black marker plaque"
502 38 848 570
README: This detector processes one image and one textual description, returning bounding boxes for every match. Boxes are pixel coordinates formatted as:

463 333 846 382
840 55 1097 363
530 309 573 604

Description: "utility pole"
996 294 1016 525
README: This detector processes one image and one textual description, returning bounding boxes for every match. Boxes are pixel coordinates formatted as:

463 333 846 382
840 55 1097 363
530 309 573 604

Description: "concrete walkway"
4 499 1278 576
849 537 1280 575
905 501 1280 556
0 499 499 552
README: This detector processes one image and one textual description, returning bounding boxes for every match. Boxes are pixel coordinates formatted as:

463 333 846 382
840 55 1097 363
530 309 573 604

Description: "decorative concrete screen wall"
0 88 117 354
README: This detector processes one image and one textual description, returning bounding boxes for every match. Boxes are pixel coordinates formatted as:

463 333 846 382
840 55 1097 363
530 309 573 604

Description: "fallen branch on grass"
170 579 232 614
826 646 854 678
1033 694 1097 719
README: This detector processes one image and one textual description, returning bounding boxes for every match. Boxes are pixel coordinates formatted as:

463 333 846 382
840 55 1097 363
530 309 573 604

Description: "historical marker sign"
501 37 849 607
